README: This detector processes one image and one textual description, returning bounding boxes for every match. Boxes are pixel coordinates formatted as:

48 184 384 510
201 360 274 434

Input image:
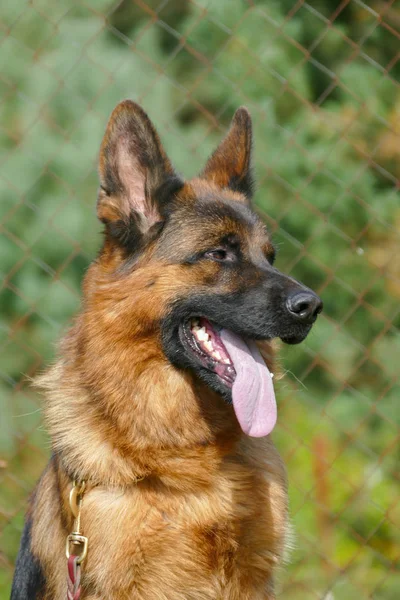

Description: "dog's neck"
38 308 240 490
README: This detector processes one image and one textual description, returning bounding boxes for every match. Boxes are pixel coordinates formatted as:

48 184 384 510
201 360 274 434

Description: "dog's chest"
82 482 240 596
77 455 285 598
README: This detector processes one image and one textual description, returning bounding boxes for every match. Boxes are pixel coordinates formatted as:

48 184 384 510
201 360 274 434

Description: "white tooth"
222 358 231 364
213 350 222 361
197 329 208 341
270 373 274 378
204 341 213 351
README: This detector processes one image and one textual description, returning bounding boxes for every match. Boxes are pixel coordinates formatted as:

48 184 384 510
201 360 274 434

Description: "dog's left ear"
98 100 182 246
200 107 253 202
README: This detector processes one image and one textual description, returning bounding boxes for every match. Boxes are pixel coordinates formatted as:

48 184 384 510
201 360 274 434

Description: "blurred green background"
1 0 399 598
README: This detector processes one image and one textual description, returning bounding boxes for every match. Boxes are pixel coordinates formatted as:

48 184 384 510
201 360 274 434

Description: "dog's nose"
286 291 323 323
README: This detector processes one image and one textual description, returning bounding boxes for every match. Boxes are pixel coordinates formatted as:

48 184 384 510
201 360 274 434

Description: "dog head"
95 101 322 435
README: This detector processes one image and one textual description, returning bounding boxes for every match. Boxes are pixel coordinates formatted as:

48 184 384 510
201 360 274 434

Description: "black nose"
286 291 323 323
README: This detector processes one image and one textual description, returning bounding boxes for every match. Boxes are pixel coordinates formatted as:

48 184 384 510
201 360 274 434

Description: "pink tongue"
220 329 277 437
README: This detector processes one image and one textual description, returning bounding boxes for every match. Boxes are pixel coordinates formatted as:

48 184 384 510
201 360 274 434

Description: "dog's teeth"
196 328 208 341
213 350 222 361
204 340 213 352
222 358 231 365
270 372 274 379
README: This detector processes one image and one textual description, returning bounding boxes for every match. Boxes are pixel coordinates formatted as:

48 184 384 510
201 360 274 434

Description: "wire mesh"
0 1 399 598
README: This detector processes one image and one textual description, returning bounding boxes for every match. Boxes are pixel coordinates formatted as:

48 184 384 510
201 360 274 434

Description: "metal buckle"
66 480 88 564
69 480 86 519
66 532 88 564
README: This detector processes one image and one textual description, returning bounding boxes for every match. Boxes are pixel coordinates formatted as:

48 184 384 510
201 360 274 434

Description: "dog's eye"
264 245 277 265
205 249 235 263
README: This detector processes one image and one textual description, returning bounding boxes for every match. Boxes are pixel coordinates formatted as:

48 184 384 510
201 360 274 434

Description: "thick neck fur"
37 255 243 491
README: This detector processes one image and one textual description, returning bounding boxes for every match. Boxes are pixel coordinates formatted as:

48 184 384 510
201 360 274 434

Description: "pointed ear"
98 100 182 246
200 107 253 202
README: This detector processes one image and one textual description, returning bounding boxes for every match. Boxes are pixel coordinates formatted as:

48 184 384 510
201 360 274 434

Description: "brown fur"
19 101 291 599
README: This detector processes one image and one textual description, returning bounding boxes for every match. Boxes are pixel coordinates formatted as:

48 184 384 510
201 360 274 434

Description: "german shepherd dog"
11 101 322 599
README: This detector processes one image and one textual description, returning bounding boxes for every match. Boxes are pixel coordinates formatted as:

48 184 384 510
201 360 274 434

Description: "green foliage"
1 1 399 598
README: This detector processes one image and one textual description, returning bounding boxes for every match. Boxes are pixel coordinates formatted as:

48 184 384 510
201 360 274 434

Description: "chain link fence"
1 0 399 598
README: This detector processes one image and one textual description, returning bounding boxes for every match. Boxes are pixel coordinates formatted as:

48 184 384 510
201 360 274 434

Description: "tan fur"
26 102 289 599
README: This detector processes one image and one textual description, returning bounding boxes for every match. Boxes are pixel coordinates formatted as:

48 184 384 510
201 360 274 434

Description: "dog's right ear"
98 100 182 249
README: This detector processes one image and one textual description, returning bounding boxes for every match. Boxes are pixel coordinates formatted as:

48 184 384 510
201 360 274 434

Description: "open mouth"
181 317 236 387
179 317 277 438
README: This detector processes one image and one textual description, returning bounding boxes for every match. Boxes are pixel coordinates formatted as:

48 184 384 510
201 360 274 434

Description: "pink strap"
67 555 81 600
